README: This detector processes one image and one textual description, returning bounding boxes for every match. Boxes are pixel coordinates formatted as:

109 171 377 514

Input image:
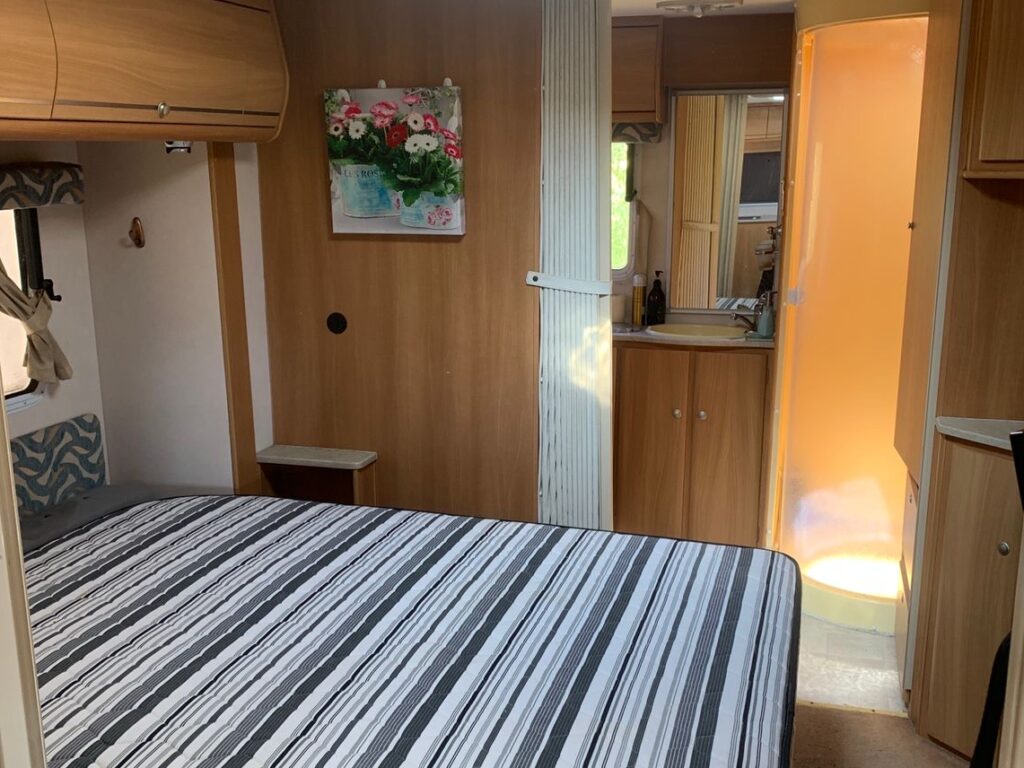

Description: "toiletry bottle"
646 271 666 326
756 291 776 338
632 274 647 328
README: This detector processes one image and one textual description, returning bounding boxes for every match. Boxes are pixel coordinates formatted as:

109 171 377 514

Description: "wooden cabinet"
612 18 664 123
964 0 1024 176
0 0 287 141
613 346 691 538
744 104 785 153
688 351 767 547
613 343 768 547
914 437 1022 757
0 0 57 120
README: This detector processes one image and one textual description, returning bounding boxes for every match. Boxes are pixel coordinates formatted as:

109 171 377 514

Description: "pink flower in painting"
423 114 441 132
440 128 459 142
405 112 425 132
343 102 362 119
444 143 462 160
427 206 454 227
402 93 422 106
371 101 398 118
374 115 393 129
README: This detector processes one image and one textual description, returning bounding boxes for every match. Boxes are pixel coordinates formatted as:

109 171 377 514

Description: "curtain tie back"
22 297 52 336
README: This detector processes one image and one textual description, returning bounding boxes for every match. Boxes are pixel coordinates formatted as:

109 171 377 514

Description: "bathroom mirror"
666 92 786 312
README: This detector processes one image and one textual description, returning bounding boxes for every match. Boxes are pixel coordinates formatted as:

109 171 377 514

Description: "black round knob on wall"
326 313 348 335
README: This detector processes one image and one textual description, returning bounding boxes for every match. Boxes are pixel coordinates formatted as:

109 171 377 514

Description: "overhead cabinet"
612 18 664 124
0 0 58 120
964 0 1024 176
613 344 768 547
0 0 288 141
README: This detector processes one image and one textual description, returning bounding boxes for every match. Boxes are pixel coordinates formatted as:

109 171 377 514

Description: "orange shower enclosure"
775 17 929 607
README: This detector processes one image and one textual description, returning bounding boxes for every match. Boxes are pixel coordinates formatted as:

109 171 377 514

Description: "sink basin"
646 323 747 340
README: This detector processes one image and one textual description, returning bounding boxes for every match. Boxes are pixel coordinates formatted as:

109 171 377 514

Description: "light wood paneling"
936 180 1024 419
0 400 45 767
612 18 663 123
687 351 766 547
969 0 1024 169
208 143 261 496
258 0 540 521
730 220 775 299
894 0 965 484
46 0 286 127
661 14 794 91
613 346 691 538
0 0 56 119
671 95 724 309
917 438 1021 757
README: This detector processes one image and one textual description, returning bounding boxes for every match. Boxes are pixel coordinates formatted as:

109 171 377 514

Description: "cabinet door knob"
157 102 171 118
999 541 1012 557
697 410 709 421
672 409 683 420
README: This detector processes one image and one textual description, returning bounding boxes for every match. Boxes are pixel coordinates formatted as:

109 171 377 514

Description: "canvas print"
324 85 465 235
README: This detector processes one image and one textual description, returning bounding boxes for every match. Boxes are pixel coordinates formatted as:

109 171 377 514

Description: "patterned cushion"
11 414 106 514
0 163 85 210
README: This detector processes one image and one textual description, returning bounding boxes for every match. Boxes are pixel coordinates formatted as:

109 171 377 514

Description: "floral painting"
324 85 465 235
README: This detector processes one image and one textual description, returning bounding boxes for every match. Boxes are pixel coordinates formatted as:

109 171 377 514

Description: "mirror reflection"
670 92 785 311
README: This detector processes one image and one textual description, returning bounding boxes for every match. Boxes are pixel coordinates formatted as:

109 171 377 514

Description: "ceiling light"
655 0 743 16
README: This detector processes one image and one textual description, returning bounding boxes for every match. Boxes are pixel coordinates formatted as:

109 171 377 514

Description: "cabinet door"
924 439 1021 757
46 0 285 127
612 21 663 122
967 0 1024 174
687 351 766 547
0 0 57 119
613 347 691 538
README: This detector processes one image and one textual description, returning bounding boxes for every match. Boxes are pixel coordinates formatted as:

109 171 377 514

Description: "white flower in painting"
328 121 344 137
405 136 425 154
348 120 367 139
420 135 439 152
406 112 425 132
337 89 351 102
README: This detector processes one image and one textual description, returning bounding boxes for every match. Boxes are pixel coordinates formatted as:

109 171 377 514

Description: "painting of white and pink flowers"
324 85 465 235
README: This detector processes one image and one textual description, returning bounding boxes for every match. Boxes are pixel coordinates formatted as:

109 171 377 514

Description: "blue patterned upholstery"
10 414 106 514
0 163 85 210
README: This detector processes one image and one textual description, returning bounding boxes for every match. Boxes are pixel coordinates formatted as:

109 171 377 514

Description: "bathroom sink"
646 324 748 340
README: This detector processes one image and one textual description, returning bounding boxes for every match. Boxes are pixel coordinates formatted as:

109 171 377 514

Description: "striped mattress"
25 496 800 767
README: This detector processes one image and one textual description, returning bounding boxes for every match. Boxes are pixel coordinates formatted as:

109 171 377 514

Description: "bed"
25 496 800 767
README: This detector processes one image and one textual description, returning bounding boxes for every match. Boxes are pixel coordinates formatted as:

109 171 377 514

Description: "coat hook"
377 79 387 89
443 77 453 87
129 217 146 248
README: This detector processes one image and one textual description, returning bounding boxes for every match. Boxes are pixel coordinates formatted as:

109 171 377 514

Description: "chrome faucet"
731 310 759 332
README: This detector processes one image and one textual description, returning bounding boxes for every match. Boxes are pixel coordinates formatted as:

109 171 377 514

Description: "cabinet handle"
672 409 683 420
157 102 171 119
697 410 709 421
999 541 1012 557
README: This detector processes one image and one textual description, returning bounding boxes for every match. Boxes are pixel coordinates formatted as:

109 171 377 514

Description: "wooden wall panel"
258 0 541 521
937 179 1024 419
894 0 965 484
661 14 795 91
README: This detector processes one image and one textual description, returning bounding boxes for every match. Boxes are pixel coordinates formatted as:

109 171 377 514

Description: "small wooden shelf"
257 445 378 506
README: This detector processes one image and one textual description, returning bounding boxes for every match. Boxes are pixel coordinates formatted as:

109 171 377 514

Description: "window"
0 209 42 398
610 142 636 274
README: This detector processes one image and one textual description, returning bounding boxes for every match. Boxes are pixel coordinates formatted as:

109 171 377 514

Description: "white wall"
79 142 233 491
0 143 105 441
234 144 274 452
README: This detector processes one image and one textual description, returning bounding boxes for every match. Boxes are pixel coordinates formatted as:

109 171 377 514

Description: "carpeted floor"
792 704 968 767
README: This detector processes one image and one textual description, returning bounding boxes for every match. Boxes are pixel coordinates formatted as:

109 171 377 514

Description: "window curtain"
0 163 82 383
717 95 747 299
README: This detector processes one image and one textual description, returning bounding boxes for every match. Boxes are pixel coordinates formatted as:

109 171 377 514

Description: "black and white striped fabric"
25 496 800 768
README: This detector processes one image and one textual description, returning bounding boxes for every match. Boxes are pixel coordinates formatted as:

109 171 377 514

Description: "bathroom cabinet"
613 343 768 547
0 0 287 142
963 0 1024 177
612 18 664 124
913 436 1021 757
